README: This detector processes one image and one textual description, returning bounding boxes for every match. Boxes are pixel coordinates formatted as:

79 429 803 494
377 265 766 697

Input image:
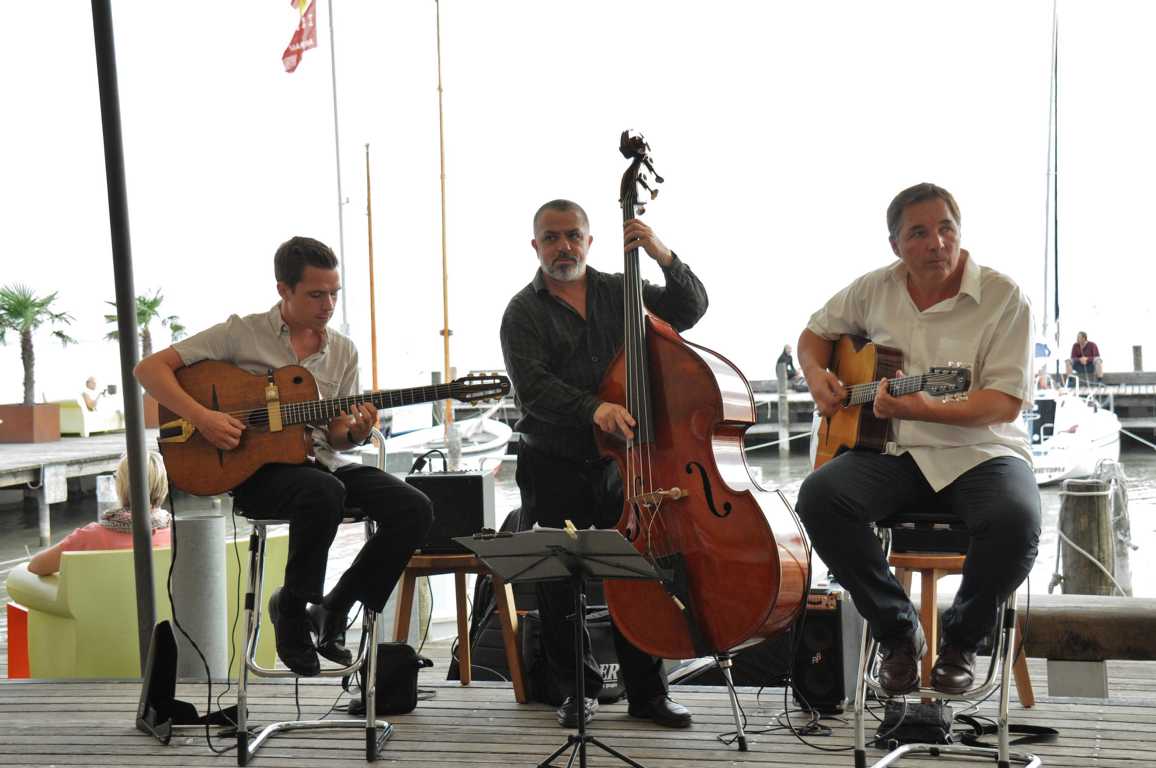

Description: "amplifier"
792 585 863 713
404 471 496 554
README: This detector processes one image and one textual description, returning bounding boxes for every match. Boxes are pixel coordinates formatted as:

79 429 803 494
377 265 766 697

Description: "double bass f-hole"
685 461 732 518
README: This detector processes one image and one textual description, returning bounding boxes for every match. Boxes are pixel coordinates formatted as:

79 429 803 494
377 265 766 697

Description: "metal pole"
327 0 349 336
90 0 155 670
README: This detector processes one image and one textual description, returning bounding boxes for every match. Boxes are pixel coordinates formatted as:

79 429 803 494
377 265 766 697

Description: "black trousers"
233 463 433 613
516 443 667 703
796 452 1040 650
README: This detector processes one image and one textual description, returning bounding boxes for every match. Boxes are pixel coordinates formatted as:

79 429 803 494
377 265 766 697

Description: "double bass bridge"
627 486 688 510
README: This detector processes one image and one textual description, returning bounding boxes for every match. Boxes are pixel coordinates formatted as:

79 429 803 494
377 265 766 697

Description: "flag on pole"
282 0 317 73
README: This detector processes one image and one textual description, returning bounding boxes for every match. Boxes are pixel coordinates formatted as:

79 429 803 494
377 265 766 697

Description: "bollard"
171 514 228 679
1058 478 1117 595
776 362 790 458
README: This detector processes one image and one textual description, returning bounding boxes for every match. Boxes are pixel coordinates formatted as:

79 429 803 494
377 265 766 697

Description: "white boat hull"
1025 391 1121 485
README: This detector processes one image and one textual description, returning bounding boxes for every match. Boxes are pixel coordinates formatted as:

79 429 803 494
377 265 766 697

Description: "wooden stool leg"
896 567 913 594
455 572 471 686
492 576 527 703
394 569 416 643
920 569 938 689
1013 613 1035 708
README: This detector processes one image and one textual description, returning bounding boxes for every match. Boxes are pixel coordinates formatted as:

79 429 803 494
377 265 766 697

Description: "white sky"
3 0 1155 405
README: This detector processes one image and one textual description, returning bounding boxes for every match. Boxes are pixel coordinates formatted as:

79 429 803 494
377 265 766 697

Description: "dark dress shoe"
556 696 598 728
931 644 977 695
268 588 320 677
307 602 353 666
627 694 692 728
878 626 926 696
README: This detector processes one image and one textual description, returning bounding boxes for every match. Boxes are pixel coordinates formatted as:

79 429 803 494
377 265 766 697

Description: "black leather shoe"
307 602 353 666
268 588 320 677
878 625 926 696
556 696 598 728
931 644 977 695
628 694 692 728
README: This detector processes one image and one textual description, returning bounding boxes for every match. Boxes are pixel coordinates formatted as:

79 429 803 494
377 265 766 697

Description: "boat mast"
435 0 454 429
327 0 350 335
1043 1 1059 373
365 143 379 389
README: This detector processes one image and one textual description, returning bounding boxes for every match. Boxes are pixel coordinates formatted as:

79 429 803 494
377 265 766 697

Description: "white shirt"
807 252 1034 491
172 303 360 471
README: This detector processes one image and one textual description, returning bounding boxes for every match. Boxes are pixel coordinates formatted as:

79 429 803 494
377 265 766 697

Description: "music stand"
456 528 659 768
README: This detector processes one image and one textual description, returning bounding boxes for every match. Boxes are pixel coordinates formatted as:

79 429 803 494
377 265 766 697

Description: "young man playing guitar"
135 236 433 676
795 183 1040 696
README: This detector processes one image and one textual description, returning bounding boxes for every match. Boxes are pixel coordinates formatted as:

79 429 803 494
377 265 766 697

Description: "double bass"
596 132 810 667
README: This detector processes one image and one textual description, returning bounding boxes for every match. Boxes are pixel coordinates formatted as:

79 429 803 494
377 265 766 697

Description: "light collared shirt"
172 303 361 471
807 252 1033 491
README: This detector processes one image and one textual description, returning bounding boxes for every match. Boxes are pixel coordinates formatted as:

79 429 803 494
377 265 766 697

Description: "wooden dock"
1 639 1154 767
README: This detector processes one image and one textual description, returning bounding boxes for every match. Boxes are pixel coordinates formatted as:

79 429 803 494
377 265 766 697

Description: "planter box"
0 403 62 443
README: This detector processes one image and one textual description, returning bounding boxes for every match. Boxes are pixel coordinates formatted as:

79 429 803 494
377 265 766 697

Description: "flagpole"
327 0 350 336
365 143 379 390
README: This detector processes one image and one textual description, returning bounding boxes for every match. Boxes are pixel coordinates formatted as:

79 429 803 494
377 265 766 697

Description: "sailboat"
1023 3 1121 486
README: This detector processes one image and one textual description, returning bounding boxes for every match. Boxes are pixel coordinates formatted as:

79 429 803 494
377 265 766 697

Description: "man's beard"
543 257 586 282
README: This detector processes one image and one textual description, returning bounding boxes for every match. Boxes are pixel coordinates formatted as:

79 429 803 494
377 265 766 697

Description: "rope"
1055 529 1128 597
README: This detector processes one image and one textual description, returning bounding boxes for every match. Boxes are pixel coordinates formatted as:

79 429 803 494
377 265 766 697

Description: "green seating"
5 529 288 679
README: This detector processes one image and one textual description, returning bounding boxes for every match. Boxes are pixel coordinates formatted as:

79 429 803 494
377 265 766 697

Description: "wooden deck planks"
2 652 1156 767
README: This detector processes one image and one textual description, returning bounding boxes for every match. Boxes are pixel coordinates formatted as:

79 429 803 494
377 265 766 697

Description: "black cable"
410 448 448 474
163 489 237 755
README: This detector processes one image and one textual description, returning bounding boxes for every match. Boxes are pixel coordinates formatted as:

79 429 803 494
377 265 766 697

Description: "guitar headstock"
926 364 972 398
451 373 511 403
619 130 664 219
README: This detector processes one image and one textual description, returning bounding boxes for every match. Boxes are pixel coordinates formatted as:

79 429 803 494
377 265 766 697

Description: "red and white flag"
282 0 317 73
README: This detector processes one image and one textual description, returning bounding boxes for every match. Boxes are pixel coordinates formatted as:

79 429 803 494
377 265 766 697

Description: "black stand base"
539 733 647 768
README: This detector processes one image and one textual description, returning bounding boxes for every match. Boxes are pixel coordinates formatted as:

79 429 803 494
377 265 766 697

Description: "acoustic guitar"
156 360 509 495
812 335 971 469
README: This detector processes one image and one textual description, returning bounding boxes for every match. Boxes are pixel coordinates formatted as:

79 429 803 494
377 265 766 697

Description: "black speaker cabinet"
404 471 496 554
792 586 863 713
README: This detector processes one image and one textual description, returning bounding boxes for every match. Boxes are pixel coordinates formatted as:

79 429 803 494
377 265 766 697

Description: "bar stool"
233 429 392 765
234 515 390 765
393 552 527 702
851 511 1041 768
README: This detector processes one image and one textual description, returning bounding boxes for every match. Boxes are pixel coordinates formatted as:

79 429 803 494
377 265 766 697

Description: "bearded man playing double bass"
499 199 707 729
796 183 1040 697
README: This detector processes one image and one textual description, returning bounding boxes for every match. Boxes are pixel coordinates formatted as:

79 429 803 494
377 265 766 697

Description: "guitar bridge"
265 370 283 433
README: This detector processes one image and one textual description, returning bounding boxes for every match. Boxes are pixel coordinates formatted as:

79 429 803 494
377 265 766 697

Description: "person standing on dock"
500 199 706 730
134 236 433 677
794 182 1040 696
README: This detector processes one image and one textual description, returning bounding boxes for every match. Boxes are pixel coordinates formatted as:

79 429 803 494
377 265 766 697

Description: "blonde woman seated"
28 452 172 576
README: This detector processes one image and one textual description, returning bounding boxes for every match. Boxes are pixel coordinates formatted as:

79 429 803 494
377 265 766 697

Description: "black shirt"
500 256 708 460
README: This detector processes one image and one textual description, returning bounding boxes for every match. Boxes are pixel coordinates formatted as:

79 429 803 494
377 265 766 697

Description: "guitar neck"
845 374 930 406
281 383 458 426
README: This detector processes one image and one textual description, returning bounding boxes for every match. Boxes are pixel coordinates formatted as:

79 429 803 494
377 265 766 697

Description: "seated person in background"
82 376 108 411
1065 331 1103 385
27 452 172 576
776 344 807 391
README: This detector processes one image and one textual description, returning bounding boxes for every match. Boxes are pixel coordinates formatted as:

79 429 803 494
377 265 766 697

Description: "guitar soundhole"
292 376 303 384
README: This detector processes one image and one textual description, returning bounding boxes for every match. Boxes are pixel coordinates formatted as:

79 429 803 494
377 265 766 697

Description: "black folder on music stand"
456 528 659 768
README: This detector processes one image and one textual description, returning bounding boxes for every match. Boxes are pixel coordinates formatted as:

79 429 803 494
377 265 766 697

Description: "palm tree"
105 290 186 359
0 284 76 405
